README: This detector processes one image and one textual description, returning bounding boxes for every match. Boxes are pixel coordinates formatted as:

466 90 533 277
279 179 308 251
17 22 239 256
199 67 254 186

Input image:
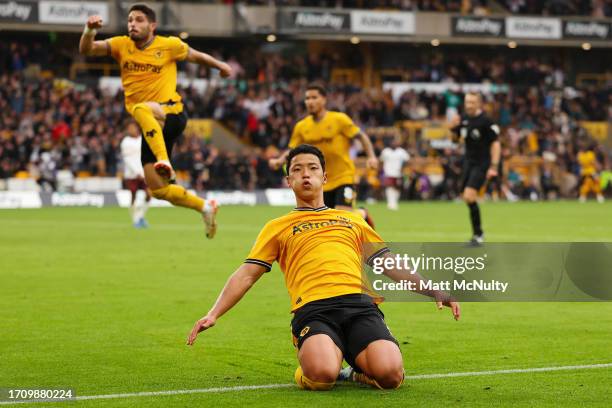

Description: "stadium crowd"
227 0 489 14
1 39 611 200
228 0 612 16
229 0 612 16
503 0 612 17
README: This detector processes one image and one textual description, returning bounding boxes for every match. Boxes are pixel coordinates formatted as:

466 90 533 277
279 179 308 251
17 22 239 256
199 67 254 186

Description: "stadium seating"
502 0 612 17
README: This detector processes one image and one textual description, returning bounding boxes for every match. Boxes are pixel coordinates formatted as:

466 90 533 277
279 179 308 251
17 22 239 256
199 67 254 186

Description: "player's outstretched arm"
79 15 109 56
356 131 379 170
379 252 460 320
186 262 266 345
185 48 232 78
269 150 290 170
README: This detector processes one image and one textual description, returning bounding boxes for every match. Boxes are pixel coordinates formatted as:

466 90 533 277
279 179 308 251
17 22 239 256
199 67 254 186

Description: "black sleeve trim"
244 258 272 272
366 247 391 266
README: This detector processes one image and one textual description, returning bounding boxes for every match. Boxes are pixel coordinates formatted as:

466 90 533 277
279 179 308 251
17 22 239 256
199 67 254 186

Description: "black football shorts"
291 294 400 371
323 184 356 208
462 163 488 190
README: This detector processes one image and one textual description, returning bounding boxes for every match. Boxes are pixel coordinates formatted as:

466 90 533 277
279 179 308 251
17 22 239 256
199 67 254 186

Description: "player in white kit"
380 140 409 211
120 122 151 228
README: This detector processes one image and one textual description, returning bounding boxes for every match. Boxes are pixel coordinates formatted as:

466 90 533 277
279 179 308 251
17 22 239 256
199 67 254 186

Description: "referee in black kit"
450 92 501 245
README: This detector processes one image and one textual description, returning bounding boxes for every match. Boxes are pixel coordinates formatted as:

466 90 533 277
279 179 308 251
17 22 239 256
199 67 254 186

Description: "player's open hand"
366 156 379 170
433 292 460 320
186 315 216 345
218 62 233 78
436 299 460 321
86 15 103 29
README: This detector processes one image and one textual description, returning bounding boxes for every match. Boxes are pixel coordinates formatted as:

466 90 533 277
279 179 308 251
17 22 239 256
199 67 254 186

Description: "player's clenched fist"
217 62 233 78
86 15 103 29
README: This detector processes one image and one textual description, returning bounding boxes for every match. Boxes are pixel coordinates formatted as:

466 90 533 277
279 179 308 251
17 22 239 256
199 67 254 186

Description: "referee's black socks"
467 202 483 237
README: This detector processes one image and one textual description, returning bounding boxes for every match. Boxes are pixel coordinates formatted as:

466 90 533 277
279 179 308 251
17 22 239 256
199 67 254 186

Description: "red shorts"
124 178 148 193
384 177 402 188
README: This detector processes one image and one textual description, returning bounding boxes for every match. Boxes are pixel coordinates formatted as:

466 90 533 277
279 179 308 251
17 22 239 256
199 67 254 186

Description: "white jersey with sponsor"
380 147 410 178
120 136 144 179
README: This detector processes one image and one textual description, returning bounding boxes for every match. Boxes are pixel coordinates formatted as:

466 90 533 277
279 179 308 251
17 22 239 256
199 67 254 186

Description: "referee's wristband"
83 26 97 36
490 163 499 168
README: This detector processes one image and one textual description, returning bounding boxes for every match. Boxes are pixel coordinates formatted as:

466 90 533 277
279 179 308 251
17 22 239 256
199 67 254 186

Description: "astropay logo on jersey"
38 1 108 25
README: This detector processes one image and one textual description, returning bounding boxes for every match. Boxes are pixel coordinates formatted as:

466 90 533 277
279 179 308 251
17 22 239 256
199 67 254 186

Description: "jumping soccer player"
269 83 379 227
188 144 460 391
450 92 501 245
79 4 230 238
120 122 151 228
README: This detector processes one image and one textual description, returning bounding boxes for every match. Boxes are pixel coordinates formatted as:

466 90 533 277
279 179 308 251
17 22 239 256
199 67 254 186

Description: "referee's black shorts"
461 163 488 191
291 294 399 371
140 109 188 166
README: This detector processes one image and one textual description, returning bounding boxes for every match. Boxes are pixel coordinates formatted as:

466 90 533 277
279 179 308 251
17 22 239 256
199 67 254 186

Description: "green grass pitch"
0 201 611 407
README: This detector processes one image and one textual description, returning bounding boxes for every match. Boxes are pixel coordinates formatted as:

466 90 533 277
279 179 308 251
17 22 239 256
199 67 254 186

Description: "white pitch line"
0 385 295 406
404 363 612 379
78 383 295 401
1 363 610 405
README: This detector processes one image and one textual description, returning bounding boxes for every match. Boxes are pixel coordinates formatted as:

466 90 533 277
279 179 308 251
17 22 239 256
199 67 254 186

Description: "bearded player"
79 4 230 238
188 144 460 391
269 83 379 228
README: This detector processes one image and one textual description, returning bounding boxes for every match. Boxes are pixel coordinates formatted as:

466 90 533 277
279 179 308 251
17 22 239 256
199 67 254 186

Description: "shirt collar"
293 206 329 212
136 35 156 51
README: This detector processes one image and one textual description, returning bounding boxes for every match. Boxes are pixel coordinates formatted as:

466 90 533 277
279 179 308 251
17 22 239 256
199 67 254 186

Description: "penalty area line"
1 363 610 405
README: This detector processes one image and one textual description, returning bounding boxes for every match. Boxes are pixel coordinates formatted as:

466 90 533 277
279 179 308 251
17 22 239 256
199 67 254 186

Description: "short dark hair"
286 144 326 172
129 3 156 22
306 82 327 97
465 91 482 101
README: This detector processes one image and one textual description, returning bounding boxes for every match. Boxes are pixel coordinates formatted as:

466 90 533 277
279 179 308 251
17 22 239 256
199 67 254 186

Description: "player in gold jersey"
187 144 460 391
269 83 379 228
79 4 231 238
577 144 604 203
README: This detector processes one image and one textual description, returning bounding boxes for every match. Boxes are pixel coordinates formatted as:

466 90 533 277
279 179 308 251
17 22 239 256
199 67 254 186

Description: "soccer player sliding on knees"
79 4 232 238
187 144 460 391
